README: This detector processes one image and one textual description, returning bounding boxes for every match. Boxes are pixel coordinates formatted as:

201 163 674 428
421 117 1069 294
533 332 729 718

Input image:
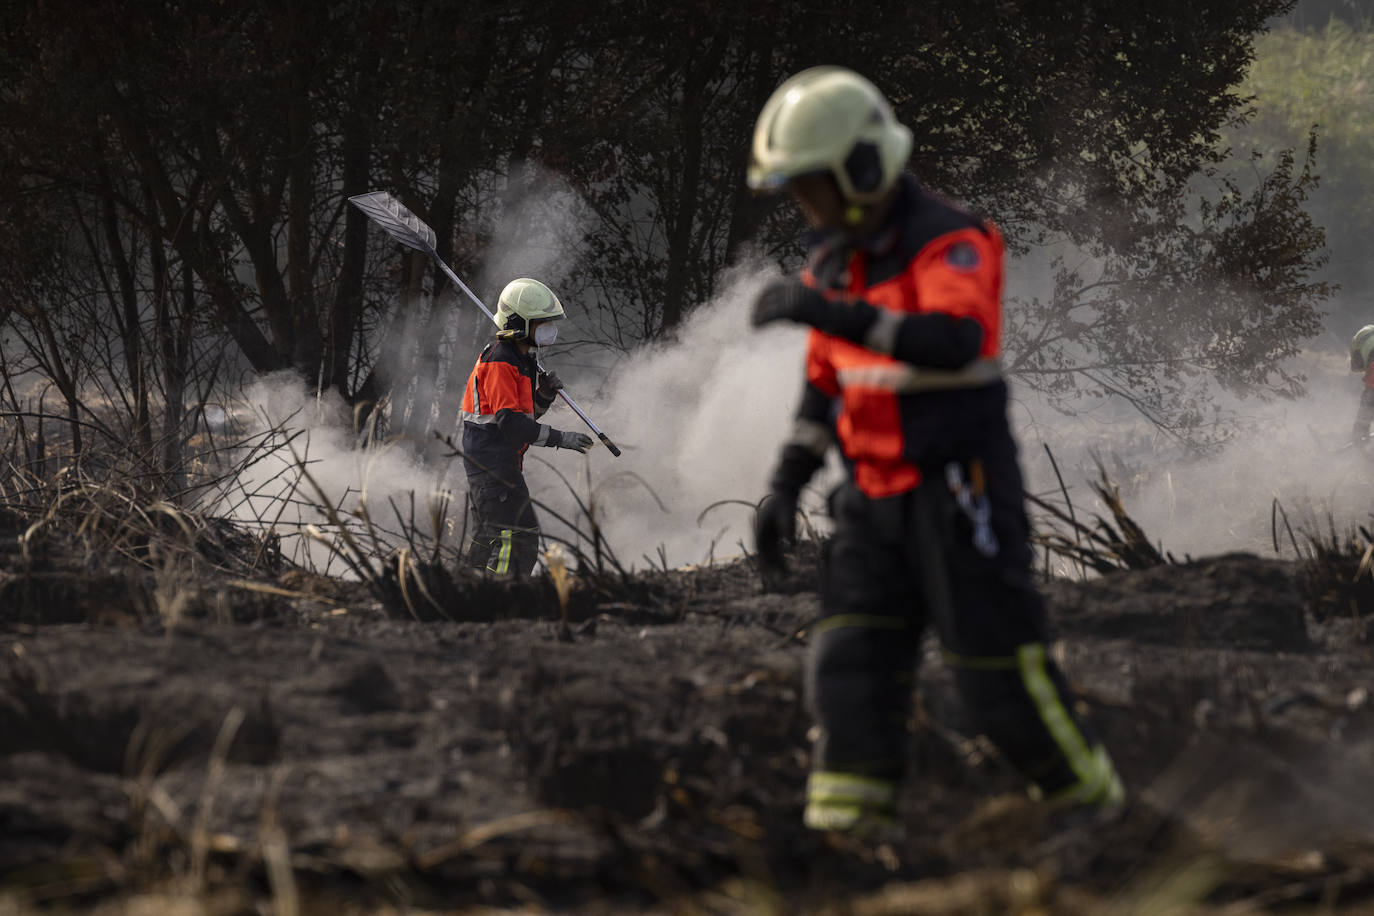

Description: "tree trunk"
329 25 384 407
153 214 189 482
99 177 153 454
106 100 283 373
398 248 433 443
286 48 322 382
661 39 725 332
723 45 778 263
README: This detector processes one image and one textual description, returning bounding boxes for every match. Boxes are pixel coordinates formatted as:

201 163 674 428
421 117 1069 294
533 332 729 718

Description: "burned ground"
4 520 1374 914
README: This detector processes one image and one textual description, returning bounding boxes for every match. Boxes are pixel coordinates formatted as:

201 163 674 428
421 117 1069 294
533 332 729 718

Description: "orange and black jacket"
778 173 1008 500
460 339 556 481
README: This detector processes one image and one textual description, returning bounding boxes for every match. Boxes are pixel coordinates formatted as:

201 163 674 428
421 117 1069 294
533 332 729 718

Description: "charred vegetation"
0 0 1366 911
3 443 1374 912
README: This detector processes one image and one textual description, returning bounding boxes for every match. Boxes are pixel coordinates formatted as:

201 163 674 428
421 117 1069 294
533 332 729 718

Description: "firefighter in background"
746 67 1123 839
1351 325 1374 446
460 278 593 577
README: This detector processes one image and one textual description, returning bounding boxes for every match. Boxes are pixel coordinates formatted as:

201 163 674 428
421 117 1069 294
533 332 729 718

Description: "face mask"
532 322 558 347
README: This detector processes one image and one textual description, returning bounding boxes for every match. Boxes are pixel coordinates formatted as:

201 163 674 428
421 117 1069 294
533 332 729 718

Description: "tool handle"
597 431 622 457
553 386 621 456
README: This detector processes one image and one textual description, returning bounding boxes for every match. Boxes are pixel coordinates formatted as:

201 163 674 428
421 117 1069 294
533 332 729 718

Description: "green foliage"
1245 22 1374 161
1232 22 1374 317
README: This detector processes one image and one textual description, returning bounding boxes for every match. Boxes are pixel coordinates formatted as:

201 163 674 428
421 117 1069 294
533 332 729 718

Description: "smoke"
1014 338 1372 567
525 261 840 570
529 211 1373 572
207 373 457 574
208 260 823 575
473 167 591 310
215 171 812 575
217 264 1374 577
376 166 593 453
213 135 1374 576
550 264 1374 572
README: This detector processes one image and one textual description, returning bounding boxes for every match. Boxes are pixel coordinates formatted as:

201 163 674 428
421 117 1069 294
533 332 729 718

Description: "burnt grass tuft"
1291 516 1374 624
6 505 1374 913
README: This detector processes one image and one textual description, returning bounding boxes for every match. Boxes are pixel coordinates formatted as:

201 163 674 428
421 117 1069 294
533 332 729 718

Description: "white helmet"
494 277 564 339
1353 325 1374 371
747 66 913 206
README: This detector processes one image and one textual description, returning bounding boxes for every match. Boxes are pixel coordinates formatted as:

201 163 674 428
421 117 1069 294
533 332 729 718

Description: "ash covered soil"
5 515 1374 913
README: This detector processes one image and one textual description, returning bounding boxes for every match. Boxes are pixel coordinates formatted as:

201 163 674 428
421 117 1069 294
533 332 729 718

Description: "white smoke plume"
375 167 593 457
554 257 1372 572
473 167 590 310
206 259 834 575
1002 220 1373 568
214 272 1372 578
205 374 455 574
210 158 1373 578
1016 343 1372 567
527 262 841 570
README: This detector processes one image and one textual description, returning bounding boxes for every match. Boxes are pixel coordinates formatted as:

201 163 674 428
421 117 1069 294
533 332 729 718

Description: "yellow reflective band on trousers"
804 771 899 832
807 771 898 807
487 528 514 575
1017 642 1123 806
1043 745 1124 807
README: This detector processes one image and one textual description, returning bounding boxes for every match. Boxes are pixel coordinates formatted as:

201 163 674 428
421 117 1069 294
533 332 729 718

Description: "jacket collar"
804 173 919 288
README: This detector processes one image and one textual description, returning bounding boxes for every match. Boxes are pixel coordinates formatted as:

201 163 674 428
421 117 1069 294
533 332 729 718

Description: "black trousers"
465 472 540 578
810 451 1093 797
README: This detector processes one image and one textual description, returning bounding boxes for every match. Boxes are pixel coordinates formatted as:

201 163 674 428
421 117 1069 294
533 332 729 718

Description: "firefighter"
460 278 593 577
746 67 1123 839
1351 325 1374 446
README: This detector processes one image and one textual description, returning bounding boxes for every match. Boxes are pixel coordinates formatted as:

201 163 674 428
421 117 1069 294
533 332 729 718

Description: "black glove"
754 489 799 580
548 428 594 453
536 370 564 399
752 277 878 340
754 278 984 370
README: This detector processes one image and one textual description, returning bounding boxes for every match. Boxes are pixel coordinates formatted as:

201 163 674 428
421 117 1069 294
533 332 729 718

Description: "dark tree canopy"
0 0 1325 466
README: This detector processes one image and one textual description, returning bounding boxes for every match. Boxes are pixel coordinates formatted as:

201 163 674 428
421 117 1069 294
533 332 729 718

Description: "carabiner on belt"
945 459 999 558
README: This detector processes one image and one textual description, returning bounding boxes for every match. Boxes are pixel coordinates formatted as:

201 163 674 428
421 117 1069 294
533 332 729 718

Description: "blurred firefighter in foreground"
747 67 1123 840
1351 325 1374 446
460 278 593 577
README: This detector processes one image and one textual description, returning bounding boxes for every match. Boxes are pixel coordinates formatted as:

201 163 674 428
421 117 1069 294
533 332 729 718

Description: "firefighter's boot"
803 771 904 843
